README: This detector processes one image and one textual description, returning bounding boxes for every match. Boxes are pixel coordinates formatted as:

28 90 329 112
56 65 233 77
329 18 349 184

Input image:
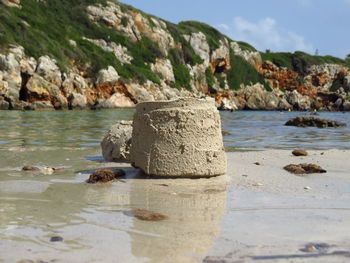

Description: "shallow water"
0 110 349 151
0 110 350 263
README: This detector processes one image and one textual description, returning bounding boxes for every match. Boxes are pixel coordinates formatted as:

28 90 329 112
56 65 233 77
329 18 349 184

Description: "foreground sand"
1 149 350 263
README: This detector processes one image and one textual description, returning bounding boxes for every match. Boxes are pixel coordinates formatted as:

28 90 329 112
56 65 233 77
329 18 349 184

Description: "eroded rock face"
130 98 227 177
101 120 133 162
1 0 20 8
36 56 62 87
96 66 120 85
184 32 210 66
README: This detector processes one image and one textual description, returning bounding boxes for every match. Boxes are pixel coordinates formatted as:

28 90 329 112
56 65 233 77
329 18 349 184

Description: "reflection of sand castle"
128 175 228 263
130 98 227 177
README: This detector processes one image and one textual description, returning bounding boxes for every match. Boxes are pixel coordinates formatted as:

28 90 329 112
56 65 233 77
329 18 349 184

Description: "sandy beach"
1 149 350 263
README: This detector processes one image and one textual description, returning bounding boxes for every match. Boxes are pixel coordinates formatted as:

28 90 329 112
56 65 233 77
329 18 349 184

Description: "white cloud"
217 17 314 54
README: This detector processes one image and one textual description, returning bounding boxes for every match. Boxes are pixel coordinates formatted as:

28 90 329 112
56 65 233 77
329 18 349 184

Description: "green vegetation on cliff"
227 53 271 91
261 51 350 75
0 0 348 92
0 0 161 83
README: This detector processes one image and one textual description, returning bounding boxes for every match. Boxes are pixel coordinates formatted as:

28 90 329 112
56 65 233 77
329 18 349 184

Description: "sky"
119 0 350 59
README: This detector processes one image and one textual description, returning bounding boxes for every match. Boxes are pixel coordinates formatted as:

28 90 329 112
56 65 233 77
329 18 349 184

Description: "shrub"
168 48 191 90
227 52 271 91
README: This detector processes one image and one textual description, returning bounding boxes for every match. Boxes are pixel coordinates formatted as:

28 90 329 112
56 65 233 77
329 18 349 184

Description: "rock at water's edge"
285 117 346 128
101 120 132 162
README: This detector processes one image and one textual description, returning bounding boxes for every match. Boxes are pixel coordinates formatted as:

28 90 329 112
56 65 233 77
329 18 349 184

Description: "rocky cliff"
1 0 350 111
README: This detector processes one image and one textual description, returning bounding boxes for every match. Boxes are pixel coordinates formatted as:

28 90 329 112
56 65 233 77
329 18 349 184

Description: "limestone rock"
151 58 175 83
185 32 210 66
25 74 67 109
84 38 132 64
0 97 9 110
20 57 37 75
230 42 262 69
343 100 350 111
130 98 227 177
98 93 135 108
96 66 119 85
0 52 22 101
36 56 62 87
125 82 154 102
68 92 87 109
1 0 20 8
286 90 311 111
87 2 142 42
285 117 346 128
101 120 133 162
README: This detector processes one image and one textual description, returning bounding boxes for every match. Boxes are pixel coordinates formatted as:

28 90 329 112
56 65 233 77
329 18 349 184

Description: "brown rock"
285 117 346 128
254 162 261 166
124 209 168 221
87 169 125 183
22 166 40 171
284 163 327 174
292 150 308 156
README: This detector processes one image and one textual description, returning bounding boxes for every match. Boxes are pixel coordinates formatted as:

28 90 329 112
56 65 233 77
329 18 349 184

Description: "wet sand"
1 149 350 263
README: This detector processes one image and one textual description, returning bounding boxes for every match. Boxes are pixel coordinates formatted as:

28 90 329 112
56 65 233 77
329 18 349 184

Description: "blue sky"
119 0 350 59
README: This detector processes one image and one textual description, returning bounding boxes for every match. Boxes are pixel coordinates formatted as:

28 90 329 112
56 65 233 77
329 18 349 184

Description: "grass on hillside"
0 0 161 83
227 53 271 91
178 20 225 50
261 51 350 75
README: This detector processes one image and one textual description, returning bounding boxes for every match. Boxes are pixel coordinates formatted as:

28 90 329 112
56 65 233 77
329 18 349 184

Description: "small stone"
87 169 125 183
242 174 248 177
253 183 263 187
292 150 308 156
300 243 331 253
221 130 231 136
22 166 40 171
50 236 63 242
304 186 312 190
124 209 168 221
254 162 261 166
41 167 54 175
156 184 169 187
284 163 327 174
53 167 65 172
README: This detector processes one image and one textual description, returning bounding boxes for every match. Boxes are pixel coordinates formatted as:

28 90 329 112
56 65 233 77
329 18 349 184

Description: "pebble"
87 169 125 183
292 150 308 156
304 186 312 190
22 166 40 171
123 209 168 221
254 162 261 166
253 183 263 187
300 243 331 253
50 236 63 242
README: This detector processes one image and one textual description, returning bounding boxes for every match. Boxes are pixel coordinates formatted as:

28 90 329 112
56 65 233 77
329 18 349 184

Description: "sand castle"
130 98 227 177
